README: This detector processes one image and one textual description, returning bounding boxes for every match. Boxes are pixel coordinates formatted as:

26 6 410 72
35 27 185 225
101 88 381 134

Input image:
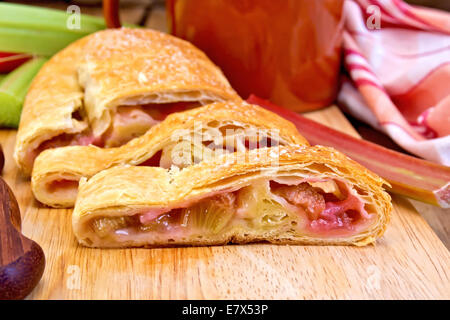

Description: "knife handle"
0 177 45 300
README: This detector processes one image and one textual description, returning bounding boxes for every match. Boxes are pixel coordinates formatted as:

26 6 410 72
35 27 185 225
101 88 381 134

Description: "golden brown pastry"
14 28 239 175
31 101 308 208
72 145 392 248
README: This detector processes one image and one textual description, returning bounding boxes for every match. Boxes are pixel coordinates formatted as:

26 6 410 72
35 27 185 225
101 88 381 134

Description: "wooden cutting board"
1 106 449 299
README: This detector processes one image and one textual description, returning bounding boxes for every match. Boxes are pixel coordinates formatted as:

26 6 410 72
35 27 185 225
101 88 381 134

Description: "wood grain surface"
0 106 449 299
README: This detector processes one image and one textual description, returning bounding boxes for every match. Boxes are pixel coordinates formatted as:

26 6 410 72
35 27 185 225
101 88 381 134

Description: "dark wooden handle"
0 177 45 300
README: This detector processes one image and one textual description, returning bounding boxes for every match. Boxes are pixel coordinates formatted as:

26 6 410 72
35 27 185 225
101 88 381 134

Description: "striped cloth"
338 0 450 165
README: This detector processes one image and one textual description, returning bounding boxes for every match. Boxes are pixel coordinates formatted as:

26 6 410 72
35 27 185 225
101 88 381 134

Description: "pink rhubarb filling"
132 179 373 238
46 179 80 193
27 101 199 168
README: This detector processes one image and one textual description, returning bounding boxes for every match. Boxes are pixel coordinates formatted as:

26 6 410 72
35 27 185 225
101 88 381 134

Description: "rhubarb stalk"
0 28 85 57
247 95 450 208
0 58 47 128
0 52 31 73
0 3 105 34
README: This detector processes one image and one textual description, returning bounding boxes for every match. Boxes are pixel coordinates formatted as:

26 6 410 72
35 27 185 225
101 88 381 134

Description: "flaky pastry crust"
32 101 308 207
14 28 239 175
73 146 392 248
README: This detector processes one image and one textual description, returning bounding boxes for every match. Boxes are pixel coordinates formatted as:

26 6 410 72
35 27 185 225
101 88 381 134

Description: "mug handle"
103 0 122 28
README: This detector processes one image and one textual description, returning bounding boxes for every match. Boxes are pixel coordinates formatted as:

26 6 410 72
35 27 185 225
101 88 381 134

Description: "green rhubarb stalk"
0 57 47 128
0 74 6 85
0 28 86 56
0 3 105 34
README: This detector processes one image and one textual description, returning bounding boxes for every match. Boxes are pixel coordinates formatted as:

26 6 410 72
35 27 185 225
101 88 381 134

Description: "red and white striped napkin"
338 0 450 165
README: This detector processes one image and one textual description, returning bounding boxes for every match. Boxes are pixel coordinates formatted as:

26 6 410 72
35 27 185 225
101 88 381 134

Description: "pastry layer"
14 28 239 175
32 101 308 208
72 146 392 247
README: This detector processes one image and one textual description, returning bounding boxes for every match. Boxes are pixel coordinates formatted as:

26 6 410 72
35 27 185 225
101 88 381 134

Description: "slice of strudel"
72 146 392 247
32 101 308 208
14 28 239 175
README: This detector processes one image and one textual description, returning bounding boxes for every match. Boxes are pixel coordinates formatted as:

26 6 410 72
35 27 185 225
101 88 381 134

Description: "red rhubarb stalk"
247 95 450 208
0 52 31 73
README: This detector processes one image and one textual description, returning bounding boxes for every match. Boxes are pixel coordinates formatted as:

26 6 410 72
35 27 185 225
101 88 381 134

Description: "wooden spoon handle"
0 177 45 300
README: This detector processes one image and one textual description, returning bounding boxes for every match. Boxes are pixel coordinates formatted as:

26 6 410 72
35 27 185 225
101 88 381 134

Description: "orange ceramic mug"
167 0 344 112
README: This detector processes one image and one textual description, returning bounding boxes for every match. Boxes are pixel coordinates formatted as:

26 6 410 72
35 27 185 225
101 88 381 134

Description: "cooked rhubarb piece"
72 146 392 247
